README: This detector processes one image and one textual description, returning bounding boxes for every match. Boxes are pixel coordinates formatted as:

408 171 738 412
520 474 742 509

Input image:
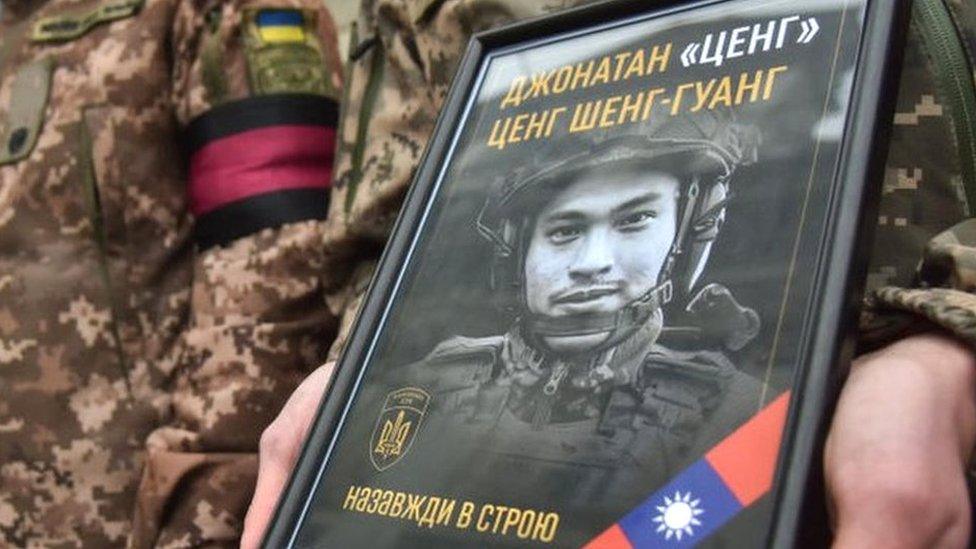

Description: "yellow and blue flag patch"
256 9 306 44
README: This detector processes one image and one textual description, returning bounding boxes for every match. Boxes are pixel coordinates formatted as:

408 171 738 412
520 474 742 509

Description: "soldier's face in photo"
524 165 680 353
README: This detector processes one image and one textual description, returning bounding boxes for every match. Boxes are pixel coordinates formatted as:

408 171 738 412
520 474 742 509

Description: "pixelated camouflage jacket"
0 0 342 545
323 0 976 358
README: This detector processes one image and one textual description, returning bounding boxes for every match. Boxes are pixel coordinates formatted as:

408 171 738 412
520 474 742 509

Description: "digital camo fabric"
0 0 341 546
325 0 976 358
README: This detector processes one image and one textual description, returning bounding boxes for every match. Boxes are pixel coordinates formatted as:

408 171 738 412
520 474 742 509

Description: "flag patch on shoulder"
256 9 305 43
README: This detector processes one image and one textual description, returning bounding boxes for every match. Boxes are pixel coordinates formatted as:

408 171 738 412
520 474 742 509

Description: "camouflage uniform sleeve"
325 0 584 359
863 220 976 349
130 0 343 546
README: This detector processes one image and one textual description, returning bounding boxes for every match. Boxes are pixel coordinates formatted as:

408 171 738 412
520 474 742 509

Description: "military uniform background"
0 0 343 545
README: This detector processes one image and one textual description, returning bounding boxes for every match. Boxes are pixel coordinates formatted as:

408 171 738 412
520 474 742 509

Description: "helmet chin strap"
523 279 673 355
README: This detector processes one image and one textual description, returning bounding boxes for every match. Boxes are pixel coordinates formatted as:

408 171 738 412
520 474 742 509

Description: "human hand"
241 362 336 549
825 332 976 548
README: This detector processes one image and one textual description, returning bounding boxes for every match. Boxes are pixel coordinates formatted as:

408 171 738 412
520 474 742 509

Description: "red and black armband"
185 94 337 249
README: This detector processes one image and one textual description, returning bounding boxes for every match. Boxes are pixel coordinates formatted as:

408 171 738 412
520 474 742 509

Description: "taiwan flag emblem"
652 491 705 542
585 392 790 548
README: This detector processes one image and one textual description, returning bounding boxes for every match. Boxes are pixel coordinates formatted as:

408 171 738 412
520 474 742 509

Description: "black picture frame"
264 0 910 546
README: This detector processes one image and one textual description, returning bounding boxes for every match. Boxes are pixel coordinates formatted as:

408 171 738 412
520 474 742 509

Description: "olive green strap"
914 0 976 213
199 8 229 105
79 107 132 394
345 34 384 213
408 0 445 24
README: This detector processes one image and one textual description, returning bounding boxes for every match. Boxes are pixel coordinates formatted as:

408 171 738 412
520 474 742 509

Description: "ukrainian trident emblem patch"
369 387 430 471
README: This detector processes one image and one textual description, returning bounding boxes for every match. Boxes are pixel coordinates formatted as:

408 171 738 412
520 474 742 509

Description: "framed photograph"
265 0 910 546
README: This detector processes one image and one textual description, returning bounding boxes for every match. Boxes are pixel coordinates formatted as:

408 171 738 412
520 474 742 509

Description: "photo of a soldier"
393 109 768 495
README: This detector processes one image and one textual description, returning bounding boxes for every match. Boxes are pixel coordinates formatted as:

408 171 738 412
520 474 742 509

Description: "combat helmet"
476 108 759 353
